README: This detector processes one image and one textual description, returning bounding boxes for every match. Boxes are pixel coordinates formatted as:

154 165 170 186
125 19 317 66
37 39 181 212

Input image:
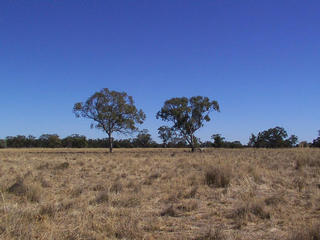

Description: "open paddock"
0 148 319 239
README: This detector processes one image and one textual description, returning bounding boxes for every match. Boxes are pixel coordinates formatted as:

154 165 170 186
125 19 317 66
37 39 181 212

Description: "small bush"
205 166 232 188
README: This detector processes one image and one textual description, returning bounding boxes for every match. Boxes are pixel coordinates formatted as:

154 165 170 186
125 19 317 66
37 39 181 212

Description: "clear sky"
1 1 319 144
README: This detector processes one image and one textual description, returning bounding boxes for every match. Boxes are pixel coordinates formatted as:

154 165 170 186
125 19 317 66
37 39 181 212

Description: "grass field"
0 148 319 240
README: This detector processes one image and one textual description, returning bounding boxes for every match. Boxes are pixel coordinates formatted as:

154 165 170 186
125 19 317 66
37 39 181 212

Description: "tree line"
0 131 239 149
1 127 319 149
1 88 319 150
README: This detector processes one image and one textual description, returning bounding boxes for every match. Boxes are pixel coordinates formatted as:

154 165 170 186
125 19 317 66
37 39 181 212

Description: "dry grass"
287 223 320 240
0 148 320 239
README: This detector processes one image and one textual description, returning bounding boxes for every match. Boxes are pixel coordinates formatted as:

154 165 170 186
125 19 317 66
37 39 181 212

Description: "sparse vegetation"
0 148 319 239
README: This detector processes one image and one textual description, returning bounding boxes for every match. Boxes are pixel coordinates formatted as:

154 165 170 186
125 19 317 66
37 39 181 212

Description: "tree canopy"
211 134 225 148
156 96 220 152
133 129 156 147
157 126 174 147
248 126 298 148
73 88 146 152
311 130 320 147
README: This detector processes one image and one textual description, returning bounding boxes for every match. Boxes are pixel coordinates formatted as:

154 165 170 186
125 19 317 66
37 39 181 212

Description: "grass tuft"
205 166 232 188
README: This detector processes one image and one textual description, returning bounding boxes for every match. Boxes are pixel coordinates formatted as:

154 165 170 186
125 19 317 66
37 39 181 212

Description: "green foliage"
73 88 146 152
248 134 257 147
312 138 320 147
1 135 173 148
223 141 243 148
5 135 37 148
211 134 225 148
39 134 62 148
157 126 174 147
311 130 320 147
133 129 156 147
62 134 88 148
156 96 220 151
210 134 243 148
249 126 298 148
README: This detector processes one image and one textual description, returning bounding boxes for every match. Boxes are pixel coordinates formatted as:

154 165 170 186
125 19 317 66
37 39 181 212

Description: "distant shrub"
0 139 6 148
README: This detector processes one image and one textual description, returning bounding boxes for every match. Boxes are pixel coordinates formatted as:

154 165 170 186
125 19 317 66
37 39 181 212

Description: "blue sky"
1 1 319 144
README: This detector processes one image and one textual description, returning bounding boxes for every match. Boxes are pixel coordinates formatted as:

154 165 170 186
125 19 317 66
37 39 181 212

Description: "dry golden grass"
0 148 320 239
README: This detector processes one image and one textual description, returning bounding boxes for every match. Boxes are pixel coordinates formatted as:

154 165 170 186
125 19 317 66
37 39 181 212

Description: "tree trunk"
190 134 195 152
108 134 113 153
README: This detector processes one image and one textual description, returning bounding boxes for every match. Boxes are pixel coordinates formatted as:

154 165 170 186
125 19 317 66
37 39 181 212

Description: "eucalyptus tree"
156 96 220 152
73 88 146 153
249 126 298 148
157 126 174 148
211 134 225 148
